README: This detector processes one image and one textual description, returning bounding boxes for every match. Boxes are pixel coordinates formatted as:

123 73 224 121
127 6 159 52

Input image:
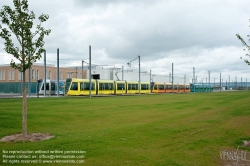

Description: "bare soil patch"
0 133 54 142
243 140 250 147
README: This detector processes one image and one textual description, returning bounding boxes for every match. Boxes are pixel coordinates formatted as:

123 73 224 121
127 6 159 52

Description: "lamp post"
75 67 78 78
127 55 141 94
193 67 195 83
18 66 23 95
235 76 237 90
172 63 174 93
208 71 210 92
81 61 89 79
82 61 84 79
28 52 31 98
89 45 91 98
57 48 59 97
220 73 221 92
44 50 46 97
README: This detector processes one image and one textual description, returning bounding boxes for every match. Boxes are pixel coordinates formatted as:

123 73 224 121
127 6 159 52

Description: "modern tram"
151 82 190 93
65 78 190 96
65 78 151 96
37 79 65 95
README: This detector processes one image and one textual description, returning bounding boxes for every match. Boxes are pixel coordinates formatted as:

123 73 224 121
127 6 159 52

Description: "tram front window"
65 78 72 93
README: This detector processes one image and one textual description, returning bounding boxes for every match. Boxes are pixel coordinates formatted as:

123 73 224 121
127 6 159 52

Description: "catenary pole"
235 76 237 90
241 77 242 90
139 55 140 95
57 48 59 97
208 71 210 92
193 67 195 83
220 73 221 92
172 63 174 93
28 52 31 98
82 61 83 79
89 45 92 98
184 74 186 84
44 50 46 97
76 67 78 78
150 70 151 92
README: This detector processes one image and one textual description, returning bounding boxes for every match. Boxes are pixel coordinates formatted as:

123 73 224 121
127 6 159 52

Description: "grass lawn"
0 91 250 165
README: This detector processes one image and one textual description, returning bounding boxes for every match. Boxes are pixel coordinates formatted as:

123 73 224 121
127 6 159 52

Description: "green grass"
0 91 250 165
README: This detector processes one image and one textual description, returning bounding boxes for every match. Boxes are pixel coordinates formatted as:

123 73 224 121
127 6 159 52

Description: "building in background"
0 63 87 93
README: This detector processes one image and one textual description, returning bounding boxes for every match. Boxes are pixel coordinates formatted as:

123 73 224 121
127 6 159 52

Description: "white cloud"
0 0 249 82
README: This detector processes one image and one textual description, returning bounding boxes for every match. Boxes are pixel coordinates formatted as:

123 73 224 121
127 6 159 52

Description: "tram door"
51 82 55 95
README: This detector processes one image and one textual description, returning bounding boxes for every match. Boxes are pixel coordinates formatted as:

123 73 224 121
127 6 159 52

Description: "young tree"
0 0 51 139
236 19 250 65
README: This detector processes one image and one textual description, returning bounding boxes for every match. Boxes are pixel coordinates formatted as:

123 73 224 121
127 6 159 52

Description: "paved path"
0 93 41 98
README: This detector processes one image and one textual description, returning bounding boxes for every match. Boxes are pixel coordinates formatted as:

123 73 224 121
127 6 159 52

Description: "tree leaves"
236 19 250 66
0 0 51 71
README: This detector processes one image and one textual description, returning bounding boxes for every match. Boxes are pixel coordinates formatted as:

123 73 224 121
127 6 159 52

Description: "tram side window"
186 86 189 89
84 83 95 90
180 85 184 89
110 83 113 90
135 84 138 90
166 85 172 90
99 83 104 90
51 83 55 90
128 84 132 90
117 83 124 90
70 82 78 90
141 84 148 90
159 85 164 90
84 83 89 90
174 85 178 89
104 83 109 90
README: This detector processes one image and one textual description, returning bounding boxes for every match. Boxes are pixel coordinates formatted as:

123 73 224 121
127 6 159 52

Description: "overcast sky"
0 0 250 82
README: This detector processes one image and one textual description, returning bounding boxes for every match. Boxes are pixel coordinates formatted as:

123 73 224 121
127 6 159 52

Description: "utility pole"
89 45 92 98
57 48 59 97
172 63 174 93
235 76 237 90
82 61 84 79
150 70 151 92
220 73 221 92
193 67 195 83
184 74 186 84
28 52 31 98
139 55 140 95
44 50 46 97
208 71 210 92
241 77 242 90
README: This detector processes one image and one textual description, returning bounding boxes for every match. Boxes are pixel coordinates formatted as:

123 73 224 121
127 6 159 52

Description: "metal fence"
0 82 37 93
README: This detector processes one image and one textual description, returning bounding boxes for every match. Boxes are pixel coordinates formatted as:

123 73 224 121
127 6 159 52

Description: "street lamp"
82 60 88 79
127 55 140 94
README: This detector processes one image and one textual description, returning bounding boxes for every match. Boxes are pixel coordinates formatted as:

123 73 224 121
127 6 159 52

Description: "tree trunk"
22 70 27 139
